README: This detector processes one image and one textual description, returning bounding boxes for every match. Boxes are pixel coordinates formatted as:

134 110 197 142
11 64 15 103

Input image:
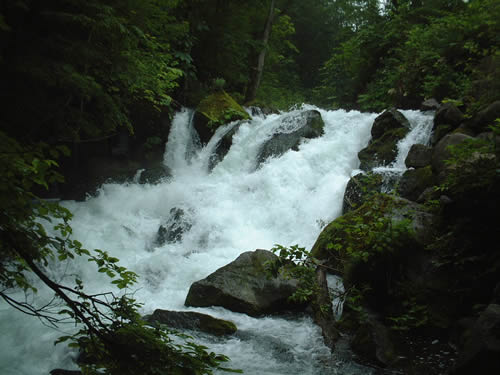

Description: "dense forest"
1 0 500 374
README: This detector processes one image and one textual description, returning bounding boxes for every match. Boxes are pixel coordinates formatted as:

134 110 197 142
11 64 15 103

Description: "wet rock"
138 165 170 184
145 309 237 336
185 249 301 316
370 109 410 141
209 122 242 170
155 208 192 246
257 110 324 165
50 370 81 375
421 98 440 111
358 127 409 170
405 144 433 168
342 172 384 214
451 304 500 374
397 166 434 202
434 103 464 129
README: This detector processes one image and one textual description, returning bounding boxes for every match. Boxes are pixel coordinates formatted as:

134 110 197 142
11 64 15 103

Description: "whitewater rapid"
0 105 433 375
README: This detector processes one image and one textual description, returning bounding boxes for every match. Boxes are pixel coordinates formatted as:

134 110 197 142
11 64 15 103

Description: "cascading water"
0 105 434 375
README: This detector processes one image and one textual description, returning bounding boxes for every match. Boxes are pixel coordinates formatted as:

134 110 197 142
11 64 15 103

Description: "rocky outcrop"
358 109 410 170
257 110 324 165
209 122 242 170
145 309 237 336
185 249 301 316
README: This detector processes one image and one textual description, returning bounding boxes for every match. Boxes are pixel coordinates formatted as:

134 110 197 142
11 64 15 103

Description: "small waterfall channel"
0 105 434 375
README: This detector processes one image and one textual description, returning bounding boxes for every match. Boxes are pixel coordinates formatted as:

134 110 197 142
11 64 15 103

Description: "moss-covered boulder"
184 249 301 316
432 103 464 145
145 310 237 336
342 172 384 214
193 91 250 144
256 110 325 166
311 194 435 303
431 133 474 182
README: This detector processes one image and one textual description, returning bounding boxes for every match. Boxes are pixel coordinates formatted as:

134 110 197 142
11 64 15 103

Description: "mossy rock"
358 127 410 171
342 172 384 214
193 91 250 144
311 194 434 304
145 310 237 336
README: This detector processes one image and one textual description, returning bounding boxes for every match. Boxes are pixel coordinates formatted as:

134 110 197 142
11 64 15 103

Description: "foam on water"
0 105 433 375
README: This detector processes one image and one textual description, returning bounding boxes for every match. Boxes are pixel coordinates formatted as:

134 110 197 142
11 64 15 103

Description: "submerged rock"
184 249 301 316
145 309 237 336
257 110 324 165
155 207 192 246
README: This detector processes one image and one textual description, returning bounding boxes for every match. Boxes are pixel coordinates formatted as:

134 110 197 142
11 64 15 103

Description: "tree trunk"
245 0 276 103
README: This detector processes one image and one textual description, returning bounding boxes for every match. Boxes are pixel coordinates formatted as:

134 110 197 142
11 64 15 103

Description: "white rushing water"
0 105 434 375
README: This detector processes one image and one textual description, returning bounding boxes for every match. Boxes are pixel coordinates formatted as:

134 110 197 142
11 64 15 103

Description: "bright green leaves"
88 249 138 289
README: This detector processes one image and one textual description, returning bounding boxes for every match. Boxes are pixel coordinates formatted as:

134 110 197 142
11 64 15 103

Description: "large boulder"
311 194 435 304
405 144 433 168
358 109 410 171
184 249 301 316
193 92 250 145
397 166 434 202
257 110 324 165
370 109 410 140
451 304 500 374
145 309 237 336
432 103 464 145
421 98 440 111
342 172 384 214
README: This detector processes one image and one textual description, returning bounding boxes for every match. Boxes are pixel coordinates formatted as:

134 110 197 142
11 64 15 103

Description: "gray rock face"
257 110 324 165
434 103 464 128
145 309 237 336
451 304 500 374
371 109 410 140
405 144 433 168
184 249 300 316
421 98 440 111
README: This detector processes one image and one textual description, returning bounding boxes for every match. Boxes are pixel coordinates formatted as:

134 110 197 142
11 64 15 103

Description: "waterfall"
0 105 434 375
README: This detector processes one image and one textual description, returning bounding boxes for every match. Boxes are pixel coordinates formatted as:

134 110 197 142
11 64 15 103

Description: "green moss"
196 91 250 130
198 316 237 336
359 127 410 169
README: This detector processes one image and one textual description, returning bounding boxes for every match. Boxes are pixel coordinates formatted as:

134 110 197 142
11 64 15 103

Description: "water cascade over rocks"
0 105 433 375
